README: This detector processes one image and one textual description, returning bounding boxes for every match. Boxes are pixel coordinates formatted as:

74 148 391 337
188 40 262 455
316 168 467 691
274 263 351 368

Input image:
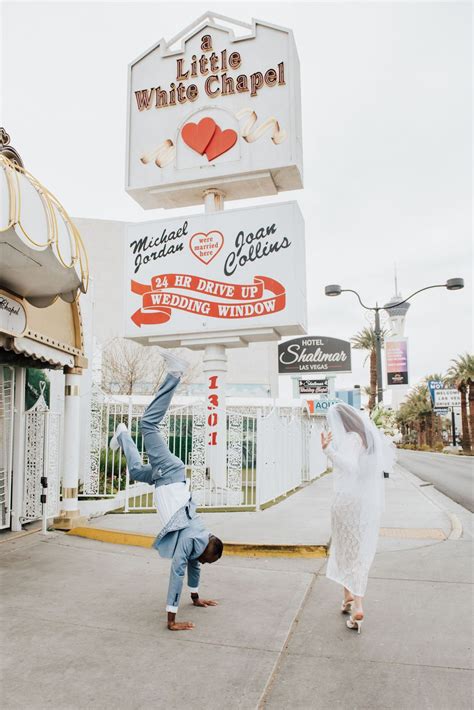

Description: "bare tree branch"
101 338 199 395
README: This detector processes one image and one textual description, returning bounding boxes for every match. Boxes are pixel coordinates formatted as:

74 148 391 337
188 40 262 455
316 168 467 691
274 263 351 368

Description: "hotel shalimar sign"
126 13 303 209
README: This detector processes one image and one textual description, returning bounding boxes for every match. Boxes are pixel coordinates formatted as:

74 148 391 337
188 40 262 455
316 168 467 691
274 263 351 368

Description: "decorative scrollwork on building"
227 412 243 492
190 405 206 492
23 383 50 522
24 410 44 521
46 412 61 517
84 384 103 495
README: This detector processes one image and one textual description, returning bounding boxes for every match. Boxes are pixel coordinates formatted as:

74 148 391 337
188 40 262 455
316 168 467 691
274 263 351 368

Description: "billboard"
385 337 409 387
278 336 352 374
126 14 303 209
124 201 306 345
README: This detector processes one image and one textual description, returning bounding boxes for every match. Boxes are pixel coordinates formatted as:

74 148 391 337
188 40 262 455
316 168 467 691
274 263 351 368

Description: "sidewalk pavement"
71 465 453 551
1 464 472 709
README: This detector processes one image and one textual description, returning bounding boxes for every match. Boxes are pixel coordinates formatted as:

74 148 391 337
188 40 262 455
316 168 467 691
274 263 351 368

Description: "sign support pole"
374 305 384 404
327 375 336 398
451 407 456 447
202 189 227 491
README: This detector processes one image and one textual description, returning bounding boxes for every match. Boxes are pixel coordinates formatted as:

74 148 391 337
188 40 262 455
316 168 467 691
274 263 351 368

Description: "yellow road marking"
380 527 446 540
68 527 328 557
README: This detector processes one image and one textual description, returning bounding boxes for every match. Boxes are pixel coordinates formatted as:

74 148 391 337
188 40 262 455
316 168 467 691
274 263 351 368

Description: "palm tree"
351 327 386 411
447 354 474 453
397 384 433 448
423 373 445 447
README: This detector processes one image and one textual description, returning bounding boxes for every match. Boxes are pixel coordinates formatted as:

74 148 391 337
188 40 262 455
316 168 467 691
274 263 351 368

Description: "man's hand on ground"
192 598 218 607
167 620 195 631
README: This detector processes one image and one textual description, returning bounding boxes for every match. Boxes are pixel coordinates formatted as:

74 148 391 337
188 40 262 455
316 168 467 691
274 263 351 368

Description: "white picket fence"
80 387 327 513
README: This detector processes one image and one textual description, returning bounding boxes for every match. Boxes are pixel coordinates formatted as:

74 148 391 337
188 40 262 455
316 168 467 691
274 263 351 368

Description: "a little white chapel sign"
126 13 303 209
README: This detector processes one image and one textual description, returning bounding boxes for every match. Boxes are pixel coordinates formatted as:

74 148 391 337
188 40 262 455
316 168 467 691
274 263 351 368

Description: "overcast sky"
2 1 472 392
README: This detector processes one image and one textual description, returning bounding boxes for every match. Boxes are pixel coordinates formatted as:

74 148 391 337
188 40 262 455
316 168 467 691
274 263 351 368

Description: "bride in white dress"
321 403 394 633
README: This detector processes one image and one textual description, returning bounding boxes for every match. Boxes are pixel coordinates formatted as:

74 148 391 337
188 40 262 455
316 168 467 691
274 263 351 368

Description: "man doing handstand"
110 349 223 631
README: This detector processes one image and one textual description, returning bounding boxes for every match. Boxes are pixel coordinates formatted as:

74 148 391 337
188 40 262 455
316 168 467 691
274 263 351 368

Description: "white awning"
0 155 88 307
0 333 75 368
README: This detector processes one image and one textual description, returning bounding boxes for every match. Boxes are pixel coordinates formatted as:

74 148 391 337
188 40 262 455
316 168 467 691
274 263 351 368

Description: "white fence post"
124 397 132 513
41 411 49 535
255 410 263 510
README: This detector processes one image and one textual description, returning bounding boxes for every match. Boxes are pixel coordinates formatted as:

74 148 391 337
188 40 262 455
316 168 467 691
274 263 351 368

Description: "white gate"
257 411 327 506
23 384 61 523
302 417 326 482
83 388 259 510
256 410 303 506
83 389 327 513
0 366 15 529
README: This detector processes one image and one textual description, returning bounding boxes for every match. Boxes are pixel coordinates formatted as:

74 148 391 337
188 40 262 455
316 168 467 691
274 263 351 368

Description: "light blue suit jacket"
154 512 210 610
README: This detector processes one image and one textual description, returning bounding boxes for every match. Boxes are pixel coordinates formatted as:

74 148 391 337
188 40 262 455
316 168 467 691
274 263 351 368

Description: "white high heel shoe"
346 614 364 634
341 599 353 614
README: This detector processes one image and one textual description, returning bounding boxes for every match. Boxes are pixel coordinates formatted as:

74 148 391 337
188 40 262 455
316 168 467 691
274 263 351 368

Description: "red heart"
181 117 216 155
205 126 238 161
190 230 224 265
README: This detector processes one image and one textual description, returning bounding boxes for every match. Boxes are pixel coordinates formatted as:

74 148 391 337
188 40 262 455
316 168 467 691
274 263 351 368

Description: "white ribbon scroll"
235 108 287 144
140 140 175 168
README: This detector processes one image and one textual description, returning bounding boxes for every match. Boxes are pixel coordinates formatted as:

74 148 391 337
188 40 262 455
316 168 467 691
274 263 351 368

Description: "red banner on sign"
130 274 286 327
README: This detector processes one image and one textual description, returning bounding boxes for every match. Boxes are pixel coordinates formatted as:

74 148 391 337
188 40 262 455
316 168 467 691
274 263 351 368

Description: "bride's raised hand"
321 431 333 450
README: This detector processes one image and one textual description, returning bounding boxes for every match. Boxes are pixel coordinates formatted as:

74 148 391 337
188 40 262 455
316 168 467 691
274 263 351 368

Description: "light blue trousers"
118 373 185 485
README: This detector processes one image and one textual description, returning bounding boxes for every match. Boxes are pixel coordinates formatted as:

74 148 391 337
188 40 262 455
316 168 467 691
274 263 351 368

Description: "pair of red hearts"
181 117 237 161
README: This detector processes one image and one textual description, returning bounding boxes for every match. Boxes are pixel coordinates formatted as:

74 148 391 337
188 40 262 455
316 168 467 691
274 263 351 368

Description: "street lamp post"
324 278 464 405
373 305 384 404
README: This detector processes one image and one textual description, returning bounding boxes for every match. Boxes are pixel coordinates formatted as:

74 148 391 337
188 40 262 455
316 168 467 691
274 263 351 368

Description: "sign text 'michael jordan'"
134 34 285 112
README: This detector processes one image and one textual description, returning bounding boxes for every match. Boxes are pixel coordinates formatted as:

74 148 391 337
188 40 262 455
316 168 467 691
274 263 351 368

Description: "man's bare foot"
168 621 195 631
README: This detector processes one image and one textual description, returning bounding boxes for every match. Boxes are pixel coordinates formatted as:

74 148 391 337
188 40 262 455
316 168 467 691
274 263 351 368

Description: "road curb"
396 463 464 540
67 526 328 558
447 512 463 540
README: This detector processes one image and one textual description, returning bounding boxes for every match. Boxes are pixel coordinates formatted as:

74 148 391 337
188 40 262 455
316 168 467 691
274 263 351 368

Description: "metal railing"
82 388 326 512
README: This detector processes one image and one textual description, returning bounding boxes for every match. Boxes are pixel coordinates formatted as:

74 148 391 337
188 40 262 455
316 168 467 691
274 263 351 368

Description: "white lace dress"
325 432 382 596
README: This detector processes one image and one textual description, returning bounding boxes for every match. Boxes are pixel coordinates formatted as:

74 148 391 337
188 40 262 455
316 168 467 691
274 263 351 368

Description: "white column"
10 367 26 532
202 188 227 491
203 188 225 213
202 344 227 489
54 371 86 529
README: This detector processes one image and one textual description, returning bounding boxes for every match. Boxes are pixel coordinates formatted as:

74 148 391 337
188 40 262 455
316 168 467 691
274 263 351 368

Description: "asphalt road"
397 449 474 512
